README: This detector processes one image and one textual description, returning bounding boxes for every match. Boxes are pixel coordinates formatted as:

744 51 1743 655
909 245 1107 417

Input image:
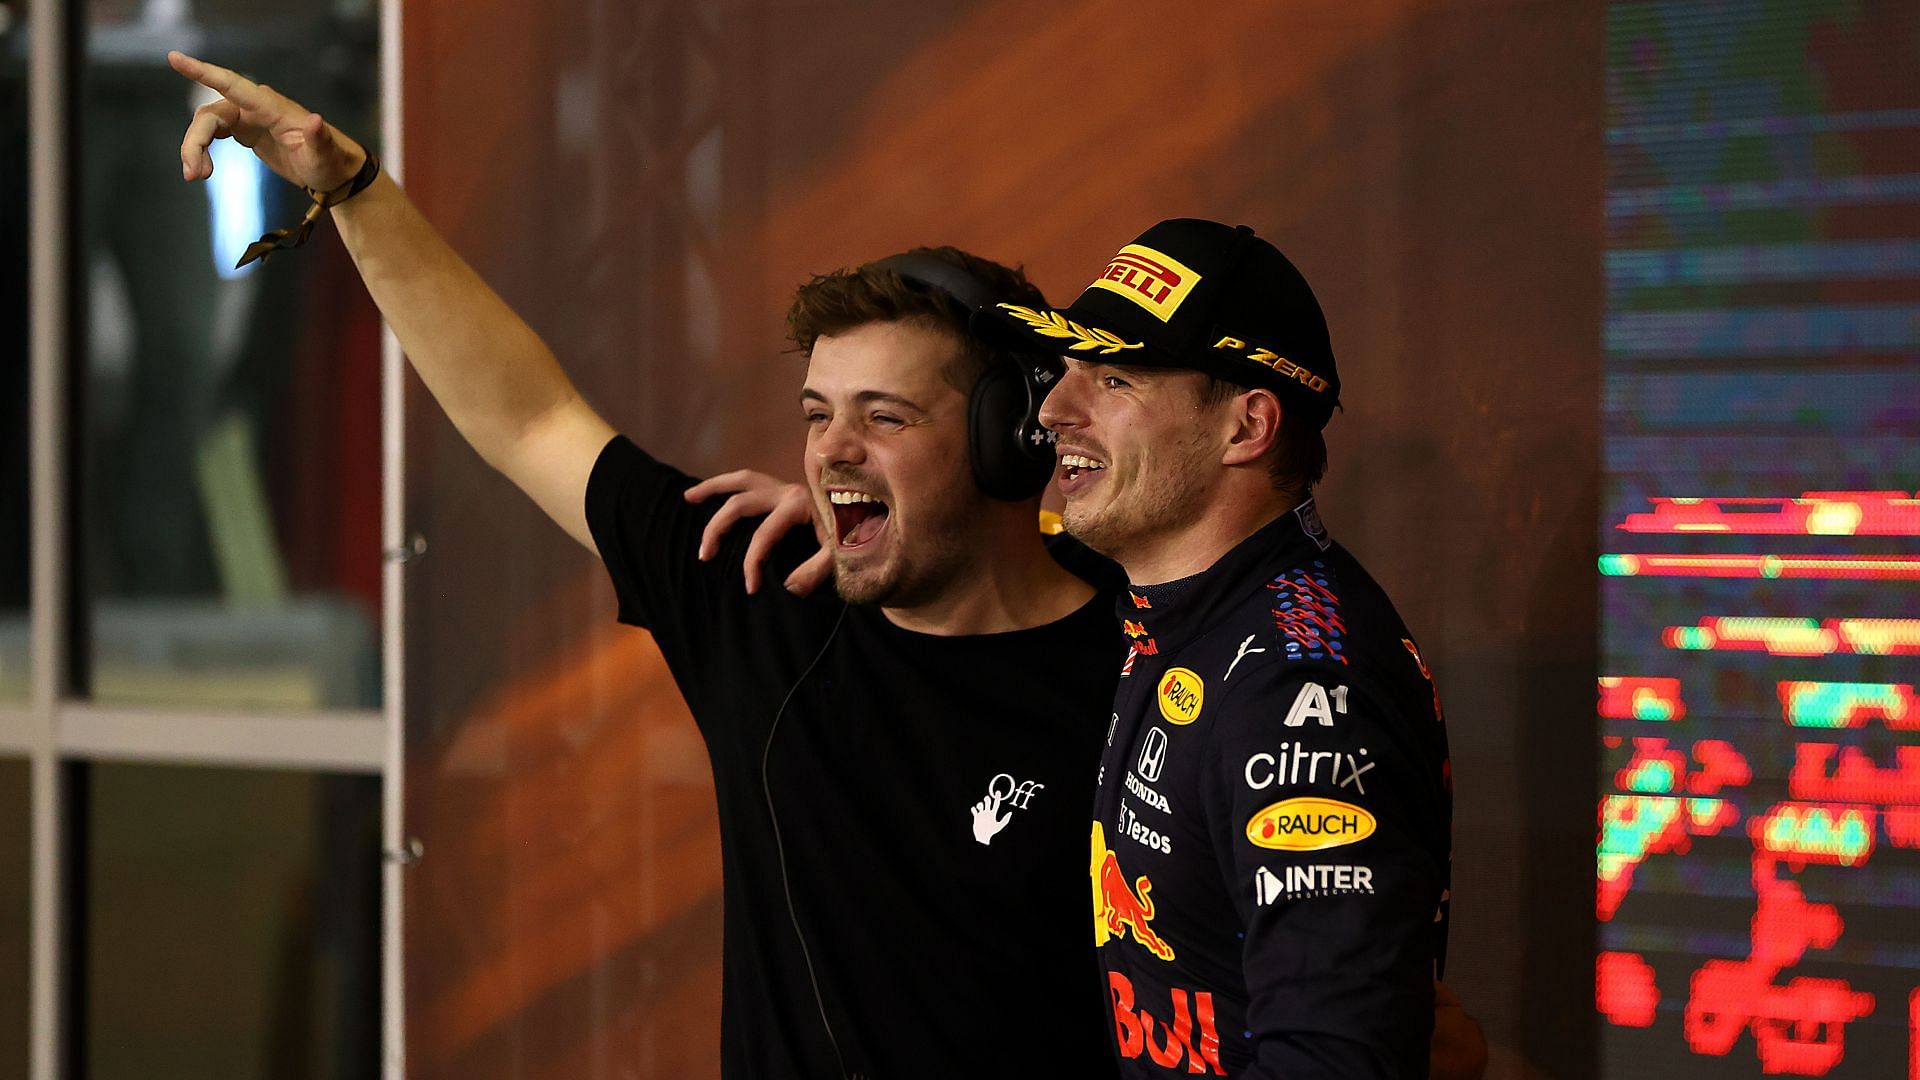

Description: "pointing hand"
169 50 366 192
971 794 1011 845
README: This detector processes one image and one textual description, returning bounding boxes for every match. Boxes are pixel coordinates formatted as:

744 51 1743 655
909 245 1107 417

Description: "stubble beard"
1062 438 1215 569
830 490 985 609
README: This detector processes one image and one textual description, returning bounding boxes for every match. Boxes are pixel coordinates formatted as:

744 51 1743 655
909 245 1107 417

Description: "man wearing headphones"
592 248 1122 1079
169 53 1484 1079
171 51 1118 1079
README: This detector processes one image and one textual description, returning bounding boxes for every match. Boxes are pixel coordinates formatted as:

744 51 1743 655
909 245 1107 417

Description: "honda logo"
1137 727 1168 783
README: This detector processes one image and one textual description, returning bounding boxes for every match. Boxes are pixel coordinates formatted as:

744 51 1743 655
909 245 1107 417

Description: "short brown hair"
1201 377 1329 496
786 246 1049 392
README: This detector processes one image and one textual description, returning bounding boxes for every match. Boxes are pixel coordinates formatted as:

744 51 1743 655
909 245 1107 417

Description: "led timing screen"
1599 3 1920 1077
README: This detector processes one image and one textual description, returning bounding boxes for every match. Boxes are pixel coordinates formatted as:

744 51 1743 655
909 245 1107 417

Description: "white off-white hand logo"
971 793 1011 845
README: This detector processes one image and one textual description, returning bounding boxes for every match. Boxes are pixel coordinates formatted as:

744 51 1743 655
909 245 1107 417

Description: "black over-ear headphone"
868 252 1061 501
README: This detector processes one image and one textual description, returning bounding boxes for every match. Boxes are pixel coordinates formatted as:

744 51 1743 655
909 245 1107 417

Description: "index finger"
698 491 767 562
167 51 272 111
684 469 766 504
783 547 832 597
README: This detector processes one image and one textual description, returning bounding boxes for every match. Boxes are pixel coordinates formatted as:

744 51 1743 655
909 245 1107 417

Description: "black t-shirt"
586 435 1122 1080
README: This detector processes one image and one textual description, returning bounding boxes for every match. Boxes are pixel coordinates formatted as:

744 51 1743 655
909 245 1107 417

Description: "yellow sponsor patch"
1156 667 1204 725
1246 797 1376 851
1089 245 1202 322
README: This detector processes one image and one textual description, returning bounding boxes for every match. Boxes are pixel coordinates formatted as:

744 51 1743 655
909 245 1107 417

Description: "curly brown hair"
786 246 1049 393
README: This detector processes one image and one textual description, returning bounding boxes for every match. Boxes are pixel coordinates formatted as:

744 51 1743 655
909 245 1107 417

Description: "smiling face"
1035 358 1227 565
801 320 990 607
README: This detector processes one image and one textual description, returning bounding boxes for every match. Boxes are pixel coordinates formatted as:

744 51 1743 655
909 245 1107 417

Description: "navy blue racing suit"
1090 500 1453 1078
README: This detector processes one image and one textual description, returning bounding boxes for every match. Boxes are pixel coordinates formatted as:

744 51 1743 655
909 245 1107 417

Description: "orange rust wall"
401 3 1602 1077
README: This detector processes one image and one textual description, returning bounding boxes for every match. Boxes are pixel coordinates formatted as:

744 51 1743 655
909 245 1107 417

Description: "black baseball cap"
977 218 1341 428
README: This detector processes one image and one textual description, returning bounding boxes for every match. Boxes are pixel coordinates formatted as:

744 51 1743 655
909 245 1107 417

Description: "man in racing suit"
168 55 1477 1073
988 218 1454 1076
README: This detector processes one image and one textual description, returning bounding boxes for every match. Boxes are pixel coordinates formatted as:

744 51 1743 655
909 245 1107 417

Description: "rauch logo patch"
1245 796 1376 851
1157 667 1205 725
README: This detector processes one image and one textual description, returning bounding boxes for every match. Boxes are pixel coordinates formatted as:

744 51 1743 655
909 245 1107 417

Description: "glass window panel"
0 758 27 1080
78 3 382 709
79 763 380 1079
0 0 27 701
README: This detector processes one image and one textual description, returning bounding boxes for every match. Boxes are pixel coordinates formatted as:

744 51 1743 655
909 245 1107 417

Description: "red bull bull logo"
1124 619 1150 639
1131 592 1153 609
1108 971 1225 1075
1091 822 1175 961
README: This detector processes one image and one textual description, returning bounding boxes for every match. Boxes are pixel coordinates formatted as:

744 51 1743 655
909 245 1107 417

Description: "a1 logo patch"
1282 682 1348 728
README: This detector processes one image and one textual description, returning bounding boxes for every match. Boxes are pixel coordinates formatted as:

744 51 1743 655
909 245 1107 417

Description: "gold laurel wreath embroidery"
997 304 1142 355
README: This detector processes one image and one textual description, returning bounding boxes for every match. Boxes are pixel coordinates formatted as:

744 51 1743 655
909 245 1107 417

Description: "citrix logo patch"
1243 742 1374 795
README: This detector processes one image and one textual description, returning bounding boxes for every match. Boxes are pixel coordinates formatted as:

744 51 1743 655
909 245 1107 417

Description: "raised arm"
170 50 614 551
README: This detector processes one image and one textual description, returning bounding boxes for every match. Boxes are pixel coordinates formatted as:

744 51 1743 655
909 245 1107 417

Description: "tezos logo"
1118 803 1173 855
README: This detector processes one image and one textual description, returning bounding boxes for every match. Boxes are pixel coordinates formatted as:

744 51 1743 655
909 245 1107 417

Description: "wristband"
236 150 381 268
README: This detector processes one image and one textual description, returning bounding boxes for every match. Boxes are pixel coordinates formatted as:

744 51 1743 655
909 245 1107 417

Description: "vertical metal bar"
378 0 408 1073
26 0 70 1073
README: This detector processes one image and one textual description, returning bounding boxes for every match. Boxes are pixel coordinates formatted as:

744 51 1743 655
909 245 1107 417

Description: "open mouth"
828 489 891 548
